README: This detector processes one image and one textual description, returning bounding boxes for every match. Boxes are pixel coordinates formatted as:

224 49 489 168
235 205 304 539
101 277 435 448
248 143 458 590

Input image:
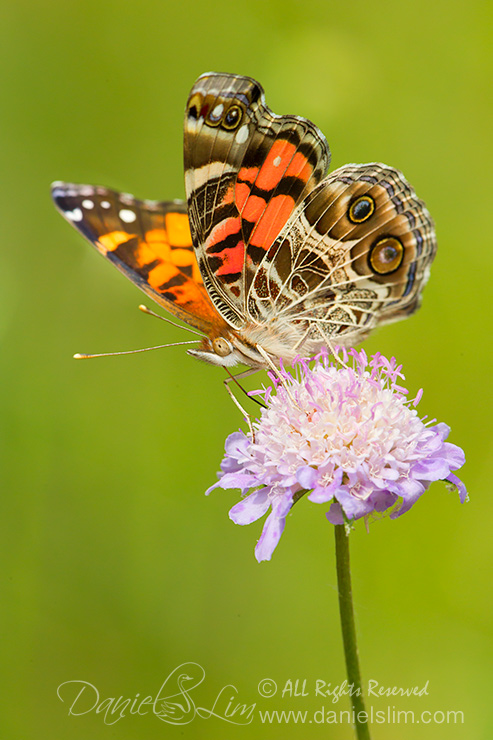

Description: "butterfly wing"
51 183 221 333
247 162 437 350
51 76 437 369
183 72 330 330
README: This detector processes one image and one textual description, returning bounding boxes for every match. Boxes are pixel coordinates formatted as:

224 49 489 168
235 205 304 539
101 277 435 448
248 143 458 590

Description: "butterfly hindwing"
51 183 222 332
247 163 437 347
184 73 331 329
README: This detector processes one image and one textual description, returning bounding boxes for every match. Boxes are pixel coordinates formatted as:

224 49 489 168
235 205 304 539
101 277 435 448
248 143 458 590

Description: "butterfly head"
187 329 267 369
186 339 234 367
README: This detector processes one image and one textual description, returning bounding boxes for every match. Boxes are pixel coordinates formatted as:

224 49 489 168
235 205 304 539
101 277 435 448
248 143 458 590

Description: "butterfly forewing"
51 184 224 333
184 72 331 330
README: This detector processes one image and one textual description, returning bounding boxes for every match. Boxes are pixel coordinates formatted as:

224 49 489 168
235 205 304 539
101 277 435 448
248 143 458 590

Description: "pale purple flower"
207 349 467 562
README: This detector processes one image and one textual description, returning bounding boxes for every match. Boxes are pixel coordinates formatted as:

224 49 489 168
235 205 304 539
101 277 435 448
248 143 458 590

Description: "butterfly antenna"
74 340 199 359
138 304 205 337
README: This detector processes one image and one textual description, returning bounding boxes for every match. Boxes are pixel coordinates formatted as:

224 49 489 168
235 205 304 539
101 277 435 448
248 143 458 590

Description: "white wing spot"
119 209 137 223
187 162 236 191
235 124 249 145
100 201 111 209
212 103 224 118
273 156 282 167
66 208 83 222
82 199 94 209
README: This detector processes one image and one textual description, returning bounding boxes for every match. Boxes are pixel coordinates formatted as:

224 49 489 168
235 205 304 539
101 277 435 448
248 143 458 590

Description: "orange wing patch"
165 212 192 246
202 139 312 290
51 183 225 333
99 231 134 253
250 195 295 248
104 219 219 329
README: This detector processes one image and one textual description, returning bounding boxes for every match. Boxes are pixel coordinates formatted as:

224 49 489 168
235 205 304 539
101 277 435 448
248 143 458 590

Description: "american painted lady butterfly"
52 73 436 369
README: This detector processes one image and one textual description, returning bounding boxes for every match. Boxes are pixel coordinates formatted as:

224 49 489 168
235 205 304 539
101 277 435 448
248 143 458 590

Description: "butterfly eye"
212 337 233 357
348 196 375 223
222 105 242 130
369 237 404 274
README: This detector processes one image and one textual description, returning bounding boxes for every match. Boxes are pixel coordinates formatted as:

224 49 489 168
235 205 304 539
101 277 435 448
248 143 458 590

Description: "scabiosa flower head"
207 349 467 562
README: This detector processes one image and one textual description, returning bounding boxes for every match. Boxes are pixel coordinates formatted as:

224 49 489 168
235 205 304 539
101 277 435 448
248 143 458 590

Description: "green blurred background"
1 0 491 737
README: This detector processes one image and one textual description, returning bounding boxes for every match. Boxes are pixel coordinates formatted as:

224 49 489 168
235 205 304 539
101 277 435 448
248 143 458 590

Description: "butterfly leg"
312 322 350 368
223 368 261 441
254 344 300 409
223 381 255 441
326 338 350 368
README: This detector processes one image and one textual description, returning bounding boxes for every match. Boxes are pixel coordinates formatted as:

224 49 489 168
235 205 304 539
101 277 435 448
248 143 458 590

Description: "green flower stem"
334 524 371 740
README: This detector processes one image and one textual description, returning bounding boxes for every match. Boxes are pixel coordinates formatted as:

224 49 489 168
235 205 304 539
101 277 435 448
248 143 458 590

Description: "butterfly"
52 72 436 370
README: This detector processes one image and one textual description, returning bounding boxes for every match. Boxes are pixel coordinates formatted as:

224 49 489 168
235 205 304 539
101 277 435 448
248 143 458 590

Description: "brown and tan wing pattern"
51 183 223 333
247 163 437 350
184 72 330 329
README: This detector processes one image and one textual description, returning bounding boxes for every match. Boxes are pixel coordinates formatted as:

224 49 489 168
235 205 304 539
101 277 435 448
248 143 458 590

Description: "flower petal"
440 442 466 470
334 488 374 520
446 473 468 503
308 486 336 504
296 465 318 489
370 490 397 512
255 512 286 562
307 469 344 504
217 432 254 475
432 422 451 440
212 472 258 491
391 476 425 498
326 502 344 525
229 489 270 525
410 457 452 480
224 431 251 461
390 480 426 517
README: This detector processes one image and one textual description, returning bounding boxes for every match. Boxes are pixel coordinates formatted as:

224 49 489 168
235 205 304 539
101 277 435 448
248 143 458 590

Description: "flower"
207 349 467 562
